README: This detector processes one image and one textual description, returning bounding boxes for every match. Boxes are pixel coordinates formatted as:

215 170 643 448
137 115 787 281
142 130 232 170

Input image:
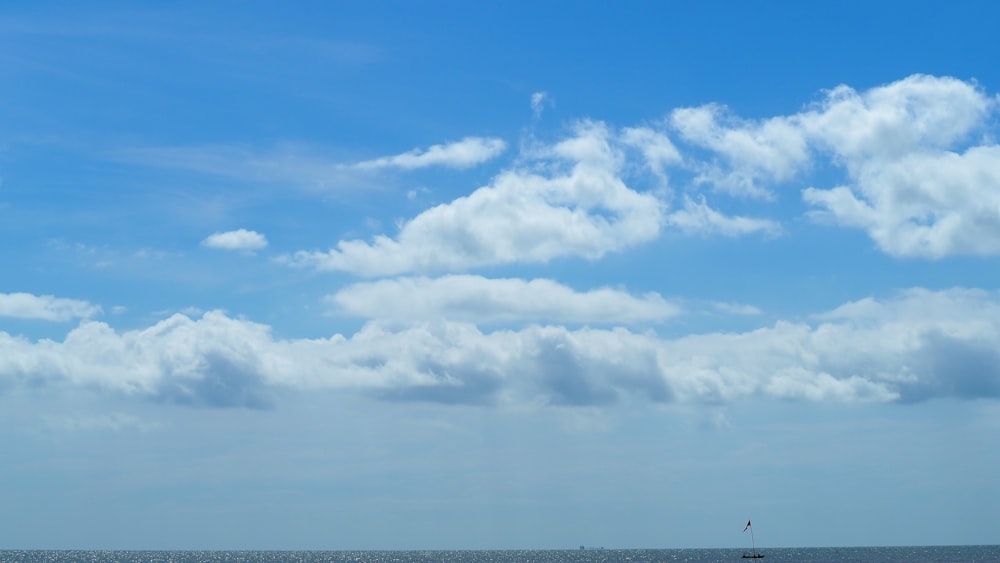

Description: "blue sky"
2 0 1000 551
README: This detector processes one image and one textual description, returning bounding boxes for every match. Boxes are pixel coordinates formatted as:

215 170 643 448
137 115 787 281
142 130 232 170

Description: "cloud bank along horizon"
4 73 1000 411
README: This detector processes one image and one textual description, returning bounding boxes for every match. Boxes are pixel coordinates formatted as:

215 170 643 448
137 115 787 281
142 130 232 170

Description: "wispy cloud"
117 145 362 191
0 292 100 322
327 275 680 325
262 37 383 66
202 229 268 252
710 301 763 316
531 91 552 118
666 196 782 238
352 137 507 170
117 137 507 191
622 125 682 180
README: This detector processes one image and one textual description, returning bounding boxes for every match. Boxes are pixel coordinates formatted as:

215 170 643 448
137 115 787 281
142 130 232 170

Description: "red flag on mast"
744 520 751 532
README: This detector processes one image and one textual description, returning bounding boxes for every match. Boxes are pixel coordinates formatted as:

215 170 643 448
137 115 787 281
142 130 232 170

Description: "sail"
742 519 763 558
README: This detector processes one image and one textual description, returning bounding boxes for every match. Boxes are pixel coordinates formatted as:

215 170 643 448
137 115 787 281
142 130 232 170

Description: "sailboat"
742 519 764 559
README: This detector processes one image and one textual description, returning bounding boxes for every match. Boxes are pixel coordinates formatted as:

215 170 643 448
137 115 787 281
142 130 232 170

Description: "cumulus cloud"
798 74 1000 258
201 229 269 252
352 137 507 170
671 104 809 198
0 312 277 408
0 292 100 321
120 75 1000 261
2 288 999 408
805 144 1000 257
797 74 992 161
327 275 680 325
289 121 665 276
667 74 1000 258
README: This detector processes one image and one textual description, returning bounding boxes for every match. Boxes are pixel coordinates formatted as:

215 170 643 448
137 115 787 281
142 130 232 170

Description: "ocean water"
1 547 998 563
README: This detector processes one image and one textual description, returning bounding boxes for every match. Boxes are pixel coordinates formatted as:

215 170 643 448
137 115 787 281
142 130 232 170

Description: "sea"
0 547 998 563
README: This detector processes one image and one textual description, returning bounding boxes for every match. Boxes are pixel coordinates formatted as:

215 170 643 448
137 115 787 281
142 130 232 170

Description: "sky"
1 0 1000 551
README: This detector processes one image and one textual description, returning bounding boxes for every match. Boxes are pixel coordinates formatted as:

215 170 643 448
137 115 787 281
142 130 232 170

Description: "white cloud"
531 91 551 118
353 137 507 170
0 292 100 321
327 275 680 325
797 74 992 162
666 196 781 237
119 137 504 194
671 103 810 198
805 144 1000 258
671 74 991 198
289 121 664 276
201 229 269 252
121 75 1000 261
664 74 1000 258
1 288 998 408
621 125 682 180
0 311 278 407
710 301 763 316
